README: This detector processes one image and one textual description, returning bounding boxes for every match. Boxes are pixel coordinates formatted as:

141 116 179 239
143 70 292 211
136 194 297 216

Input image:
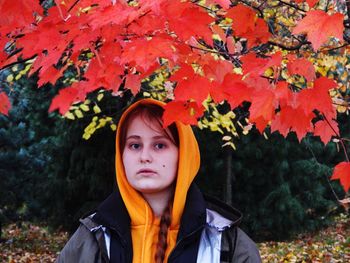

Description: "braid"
155 203 172 263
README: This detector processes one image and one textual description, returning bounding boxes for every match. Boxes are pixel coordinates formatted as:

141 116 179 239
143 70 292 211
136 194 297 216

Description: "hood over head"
115 98 201 228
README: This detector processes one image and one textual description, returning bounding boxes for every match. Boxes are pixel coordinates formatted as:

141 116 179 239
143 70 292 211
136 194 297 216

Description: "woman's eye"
155 143 166 149
129 143 141 150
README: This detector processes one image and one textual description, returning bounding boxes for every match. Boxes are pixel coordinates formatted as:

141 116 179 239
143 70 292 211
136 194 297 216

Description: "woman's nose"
140 147 152 163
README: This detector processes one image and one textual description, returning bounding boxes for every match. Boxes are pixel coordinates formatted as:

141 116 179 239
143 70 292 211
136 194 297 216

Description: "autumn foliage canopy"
0 0 349 192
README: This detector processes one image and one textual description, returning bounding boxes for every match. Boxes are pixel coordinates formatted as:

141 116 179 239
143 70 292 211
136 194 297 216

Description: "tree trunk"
224 147 233 206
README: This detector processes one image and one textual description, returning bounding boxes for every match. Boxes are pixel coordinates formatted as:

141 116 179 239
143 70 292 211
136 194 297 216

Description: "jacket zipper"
167 225 204 262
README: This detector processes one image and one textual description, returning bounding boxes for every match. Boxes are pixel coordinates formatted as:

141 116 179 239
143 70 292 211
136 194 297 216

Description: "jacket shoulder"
56 216 107 263
221 227 261 263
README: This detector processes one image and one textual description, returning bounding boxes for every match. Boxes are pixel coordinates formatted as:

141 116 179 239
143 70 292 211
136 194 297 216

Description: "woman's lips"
137 169 157 175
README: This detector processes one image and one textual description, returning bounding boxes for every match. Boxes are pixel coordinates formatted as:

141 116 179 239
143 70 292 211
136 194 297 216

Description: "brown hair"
119 103 179 151
155 202 172 263
119 103 178 263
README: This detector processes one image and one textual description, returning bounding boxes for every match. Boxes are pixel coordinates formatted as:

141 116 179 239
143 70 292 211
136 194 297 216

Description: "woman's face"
122 115 179 196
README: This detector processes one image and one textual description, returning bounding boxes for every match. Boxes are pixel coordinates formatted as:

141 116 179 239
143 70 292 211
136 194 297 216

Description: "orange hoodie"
115 98 200 263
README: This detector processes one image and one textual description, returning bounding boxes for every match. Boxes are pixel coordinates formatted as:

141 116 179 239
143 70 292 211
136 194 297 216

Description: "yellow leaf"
6 74 14 82
64 112 75 120
80 104 89 112
93 105 101 114
74 109 83 118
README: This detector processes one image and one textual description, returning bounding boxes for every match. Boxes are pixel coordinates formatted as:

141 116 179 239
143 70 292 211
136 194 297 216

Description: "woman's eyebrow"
125 135 140 140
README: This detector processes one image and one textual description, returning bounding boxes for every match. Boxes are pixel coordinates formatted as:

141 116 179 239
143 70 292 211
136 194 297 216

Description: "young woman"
56 98 261 263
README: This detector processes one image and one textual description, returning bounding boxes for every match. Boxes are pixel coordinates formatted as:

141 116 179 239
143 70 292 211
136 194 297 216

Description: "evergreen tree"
195 126 345 240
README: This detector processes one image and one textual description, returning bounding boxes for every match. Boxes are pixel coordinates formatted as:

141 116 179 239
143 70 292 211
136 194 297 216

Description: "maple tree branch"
323 114 350 162
0 55 37 72
192 2 219 16
67 0 80 12
322 43 350 52
189 44 231 56
267 39 310 51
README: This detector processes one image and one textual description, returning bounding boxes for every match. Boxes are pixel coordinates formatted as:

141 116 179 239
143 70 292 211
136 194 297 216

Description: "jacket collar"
177 184 207 240
93 188 131 238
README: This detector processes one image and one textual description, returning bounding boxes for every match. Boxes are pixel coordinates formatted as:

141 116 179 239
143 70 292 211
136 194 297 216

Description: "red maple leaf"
165 1 214 45
163 100 204 127
49 85 80 115
214 73 252 108
174 76 213 104
38 65 68 87
227 5 271 48
0 0 42 34
331 162 350 192
120 36 177 71
0 92 11 116
271 106 313 141
226 4 256 36
293 10 344 50
170 63 196 83
241 52 282 77
297 77 336 119
243 18 271 48
202 57 233 84
287 57 316 81
274 81 296 107
125 74 142 95
249 85 277 132
128 13 166 35
314 119 338 144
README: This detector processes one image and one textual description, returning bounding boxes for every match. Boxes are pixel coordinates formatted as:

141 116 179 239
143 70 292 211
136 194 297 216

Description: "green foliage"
195 126 345 241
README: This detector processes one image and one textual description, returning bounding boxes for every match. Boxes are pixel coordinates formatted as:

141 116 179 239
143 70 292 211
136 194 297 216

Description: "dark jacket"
56 185 261 263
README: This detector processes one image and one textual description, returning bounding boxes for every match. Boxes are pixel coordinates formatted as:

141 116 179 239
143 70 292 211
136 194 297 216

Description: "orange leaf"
331 162 350 192
0 92 11 116
293 10 344 50
163 100 204 127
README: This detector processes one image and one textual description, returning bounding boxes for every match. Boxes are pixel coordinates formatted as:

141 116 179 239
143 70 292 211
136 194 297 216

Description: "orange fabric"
115 98 200 263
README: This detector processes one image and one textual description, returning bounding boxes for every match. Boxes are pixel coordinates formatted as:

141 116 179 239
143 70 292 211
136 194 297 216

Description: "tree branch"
267 39 310 51
0 55 37 72
323 114 350 162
